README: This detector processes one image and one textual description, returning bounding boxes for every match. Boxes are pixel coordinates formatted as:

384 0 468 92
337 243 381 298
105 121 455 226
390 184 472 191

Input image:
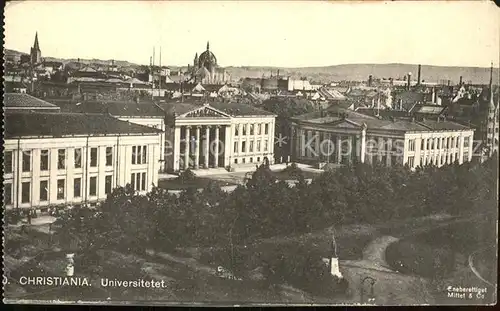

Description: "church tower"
194 53 199 68
30 32 42 65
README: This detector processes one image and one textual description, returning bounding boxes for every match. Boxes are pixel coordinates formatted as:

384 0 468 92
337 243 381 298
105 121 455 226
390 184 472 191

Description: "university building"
48 98 277 172
3 94 162 211
290 106 475 169
159 101 277 171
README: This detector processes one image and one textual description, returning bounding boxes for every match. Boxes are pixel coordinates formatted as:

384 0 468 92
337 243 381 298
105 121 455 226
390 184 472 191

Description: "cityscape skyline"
4 1 500 68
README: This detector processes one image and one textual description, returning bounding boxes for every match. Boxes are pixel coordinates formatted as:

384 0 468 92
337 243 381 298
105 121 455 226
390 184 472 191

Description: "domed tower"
198 41 217 72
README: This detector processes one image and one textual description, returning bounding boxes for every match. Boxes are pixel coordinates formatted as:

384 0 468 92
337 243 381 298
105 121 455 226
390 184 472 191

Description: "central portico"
165 101 276 172
173 103 232 170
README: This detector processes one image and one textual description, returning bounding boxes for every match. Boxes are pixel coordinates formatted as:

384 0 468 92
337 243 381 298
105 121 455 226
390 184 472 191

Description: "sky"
4 1 500 68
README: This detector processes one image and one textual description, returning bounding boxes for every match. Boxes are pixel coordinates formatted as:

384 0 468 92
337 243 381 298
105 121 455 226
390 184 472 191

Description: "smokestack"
459 76 463 86
407 72 412 90
417 65 421 85
368 75 373 87
447 79 451 86
489 62 493 87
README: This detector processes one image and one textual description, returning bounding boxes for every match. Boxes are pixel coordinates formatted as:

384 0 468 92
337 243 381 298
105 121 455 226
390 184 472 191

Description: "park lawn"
158 177 237 190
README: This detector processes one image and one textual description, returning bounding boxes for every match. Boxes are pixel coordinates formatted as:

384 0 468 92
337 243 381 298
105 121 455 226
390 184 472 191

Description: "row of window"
4 147 113 174
407 137 469 152
234 156 265 164
3 175 113 206
407 152 468 168
234 123 270 137
234 140 269 153
4 145 147 174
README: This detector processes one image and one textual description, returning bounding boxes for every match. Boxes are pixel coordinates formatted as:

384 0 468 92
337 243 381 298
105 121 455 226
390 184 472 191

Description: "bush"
4 210 22 225
281 162 304 178
177 169 197 183
260 245 349 297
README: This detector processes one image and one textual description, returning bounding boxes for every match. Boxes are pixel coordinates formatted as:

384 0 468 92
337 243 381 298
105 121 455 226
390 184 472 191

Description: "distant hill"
4 48 498 84
225 64 500 85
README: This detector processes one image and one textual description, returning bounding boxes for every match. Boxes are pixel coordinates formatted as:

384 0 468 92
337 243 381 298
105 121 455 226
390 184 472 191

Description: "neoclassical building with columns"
290 107 475 169
158 101 276 171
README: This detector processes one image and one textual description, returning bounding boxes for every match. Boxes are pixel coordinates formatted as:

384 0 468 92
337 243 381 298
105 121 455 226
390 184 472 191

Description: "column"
434 137 439 164
336 135 342 164
360 129 366 163
269 121 275 159
387 138 393 166
184 126 191 169
326 132 332 163
422 138 427 166
205 126 210 168
214 126 220 167
458 135 464 164
195 126 201 169
315 131 320 159
224 125 231 167
378 137 384 163
173 126 181 171
238 124 243 158
300 129 306 157
468 135 473 162
348 136 354 164
304 130 310 158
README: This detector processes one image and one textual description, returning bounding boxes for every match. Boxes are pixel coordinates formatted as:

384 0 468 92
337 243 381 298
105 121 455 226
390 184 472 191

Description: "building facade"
291 107 474 169
160 101 276 171
3 112 161 211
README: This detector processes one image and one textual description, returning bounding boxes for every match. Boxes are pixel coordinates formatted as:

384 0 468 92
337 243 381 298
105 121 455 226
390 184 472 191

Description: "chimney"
459 76 463 86
407 72 412 90
277 69 280 78
447 79 451 86
417 65 421 85
368 75 373 87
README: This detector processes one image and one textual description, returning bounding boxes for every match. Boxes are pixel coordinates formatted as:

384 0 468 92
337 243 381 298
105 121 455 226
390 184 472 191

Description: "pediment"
329 119 362 129
179 105 231 119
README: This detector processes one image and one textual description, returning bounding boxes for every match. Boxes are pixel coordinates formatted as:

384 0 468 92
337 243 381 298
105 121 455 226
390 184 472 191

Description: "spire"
206 41 210 51
33 32 40 50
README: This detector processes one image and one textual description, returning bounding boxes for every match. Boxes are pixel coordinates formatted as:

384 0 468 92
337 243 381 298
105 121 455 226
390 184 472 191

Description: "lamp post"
360 276 376 304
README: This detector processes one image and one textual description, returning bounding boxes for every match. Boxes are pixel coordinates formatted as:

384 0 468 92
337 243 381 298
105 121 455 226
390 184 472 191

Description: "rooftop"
4 93 60 110
293 106 471 132
5 111 161 139
50 99 166 117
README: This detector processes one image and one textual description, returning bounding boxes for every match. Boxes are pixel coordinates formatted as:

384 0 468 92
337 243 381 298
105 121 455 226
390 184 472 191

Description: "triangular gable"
179 104 231 119
192 83 205 92
328 118 363 129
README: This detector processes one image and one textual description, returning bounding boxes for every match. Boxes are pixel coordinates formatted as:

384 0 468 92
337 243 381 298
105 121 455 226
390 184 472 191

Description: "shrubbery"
52 154 497 291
